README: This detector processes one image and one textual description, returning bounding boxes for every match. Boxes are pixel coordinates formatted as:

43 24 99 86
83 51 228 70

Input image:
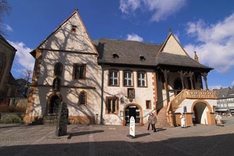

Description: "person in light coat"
180 113 186 128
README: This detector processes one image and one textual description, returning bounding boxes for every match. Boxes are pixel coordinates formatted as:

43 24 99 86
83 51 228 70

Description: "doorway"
193 102 207 124
48 95 60 115
125 105 140 124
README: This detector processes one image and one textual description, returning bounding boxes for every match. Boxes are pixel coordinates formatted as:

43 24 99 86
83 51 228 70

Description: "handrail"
167 89 217 113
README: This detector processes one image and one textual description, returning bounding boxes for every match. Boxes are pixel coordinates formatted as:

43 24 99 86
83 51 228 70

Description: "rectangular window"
124 71 133 86
79 92 86 105
146 100 151 109
73 64 85 80
106 97 119 114
109 70 119 86
137 71 146 87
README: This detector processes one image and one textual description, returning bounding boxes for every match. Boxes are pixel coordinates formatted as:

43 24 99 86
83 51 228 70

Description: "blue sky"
2 0 234 89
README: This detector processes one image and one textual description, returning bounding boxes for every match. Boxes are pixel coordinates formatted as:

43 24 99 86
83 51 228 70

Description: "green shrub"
0 113 23 124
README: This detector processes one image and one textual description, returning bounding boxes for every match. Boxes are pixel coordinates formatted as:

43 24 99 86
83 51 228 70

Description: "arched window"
54 62 63 77
52 77 60 91
0 52 6 82
79 91 86 105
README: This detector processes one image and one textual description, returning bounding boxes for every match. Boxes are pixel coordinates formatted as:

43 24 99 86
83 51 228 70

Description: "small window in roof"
140 55 146 61
71 25 77 32
113 53 119 59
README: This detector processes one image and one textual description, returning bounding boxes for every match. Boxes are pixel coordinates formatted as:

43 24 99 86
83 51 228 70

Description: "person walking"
151 113 157 132
147 113 152 130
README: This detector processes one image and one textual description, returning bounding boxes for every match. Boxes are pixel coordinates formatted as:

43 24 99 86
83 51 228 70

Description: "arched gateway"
191 100 214 125
124 104 142 125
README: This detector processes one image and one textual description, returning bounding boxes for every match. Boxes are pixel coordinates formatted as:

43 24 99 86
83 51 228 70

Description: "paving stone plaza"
0 116 234 156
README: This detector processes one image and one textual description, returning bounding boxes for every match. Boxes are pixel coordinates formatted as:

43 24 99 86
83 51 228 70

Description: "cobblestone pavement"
0 116 234 156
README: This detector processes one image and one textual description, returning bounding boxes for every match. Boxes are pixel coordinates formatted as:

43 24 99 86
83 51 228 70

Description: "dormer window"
112 53 119 59
140 55 146 61
71 25 77 32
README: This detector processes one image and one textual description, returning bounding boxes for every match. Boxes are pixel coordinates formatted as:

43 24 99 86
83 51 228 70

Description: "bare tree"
16 68 32 98
0 0 11 36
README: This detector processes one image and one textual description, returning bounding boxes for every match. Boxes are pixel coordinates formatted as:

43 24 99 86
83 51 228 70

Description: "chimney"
194 51 199 62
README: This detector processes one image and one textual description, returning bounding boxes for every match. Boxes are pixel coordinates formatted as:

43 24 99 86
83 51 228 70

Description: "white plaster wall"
102 67 155 125
38 51 101 87
175 99 217 114
40 13 94 53
162 35 187 56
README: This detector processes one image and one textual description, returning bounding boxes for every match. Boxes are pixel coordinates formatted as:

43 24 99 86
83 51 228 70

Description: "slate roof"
215 87 230 98
156 52 212 69
227 87 234 98
95 38 161 67
95 38 213 71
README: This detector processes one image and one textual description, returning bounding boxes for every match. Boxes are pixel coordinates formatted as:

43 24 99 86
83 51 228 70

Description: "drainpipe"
100 63 104 124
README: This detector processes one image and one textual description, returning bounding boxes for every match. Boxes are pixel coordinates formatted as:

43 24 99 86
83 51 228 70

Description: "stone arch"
123 103 143 125
46 93 63 116
191 100 213 125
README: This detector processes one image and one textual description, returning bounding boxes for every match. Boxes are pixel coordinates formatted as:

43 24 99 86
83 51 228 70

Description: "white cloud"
4 24 13 31
232 81 234 87
119 0 187 22
209 85 223 90
8 41 34 72
184 13 234 73
126 33 143 41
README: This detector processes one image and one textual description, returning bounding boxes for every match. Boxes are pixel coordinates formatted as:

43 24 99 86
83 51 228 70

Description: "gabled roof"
95 38 161 67
0 34 17 51
31 9 98 57
95 37 213 71
156 32 212 71
215 87 231 98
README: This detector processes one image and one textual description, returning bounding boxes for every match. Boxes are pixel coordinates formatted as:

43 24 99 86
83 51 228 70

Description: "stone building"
24 10 217 127
0 35 18 104
215 87 234 115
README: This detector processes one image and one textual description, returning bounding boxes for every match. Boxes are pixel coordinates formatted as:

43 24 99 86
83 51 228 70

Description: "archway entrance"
193 102 207 124
48 95 60 115
125 105 140 125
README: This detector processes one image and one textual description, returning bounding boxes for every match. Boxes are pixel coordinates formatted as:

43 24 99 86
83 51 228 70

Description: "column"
202 72 208 90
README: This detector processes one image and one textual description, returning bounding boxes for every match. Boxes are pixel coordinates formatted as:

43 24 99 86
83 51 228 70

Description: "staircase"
156 106 171 128
43 115 58 125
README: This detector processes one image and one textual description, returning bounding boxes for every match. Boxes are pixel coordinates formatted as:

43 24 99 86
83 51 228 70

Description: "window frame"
108 69 119 86
105 96 119 114
73 64 86 80
79 91 87 105
137 71 147 87
146 100 151 109
123 70 133 87
54 62 63 77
